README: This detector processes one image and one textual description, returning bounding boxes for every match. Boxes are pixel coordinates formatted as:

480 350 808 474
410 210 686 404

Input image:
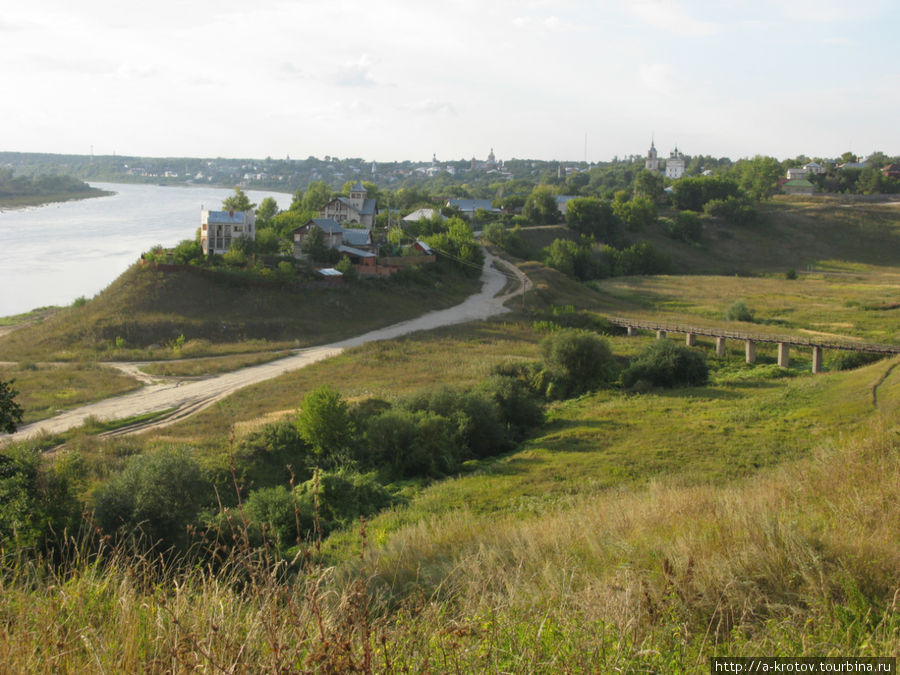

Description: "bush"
362 408 460 478
828 351 887 371
704 196 757 226
725 300 755 322
400 386 511 460
93 448 211 550
664 210 702 243
295 386 357 467
476 375 544 441
293 469 394 535
172 239 204 265
539 329 617 398
233 419 315 493
621 340 709 389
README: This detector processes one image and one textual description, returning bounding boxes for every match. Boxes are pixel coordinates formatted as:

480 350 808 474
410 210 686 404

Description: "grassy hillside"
518 197 900 275
2 200 900 670
0 260 480 361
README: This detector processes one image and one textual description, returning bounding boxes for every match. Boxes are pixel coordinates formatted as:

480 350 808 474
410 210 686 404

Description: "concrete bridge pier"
778 343 790 368
812 346 823 374
656 330 666 340
685 333 696 347
745 340 756 364
716 337 727 358
626 325 636 337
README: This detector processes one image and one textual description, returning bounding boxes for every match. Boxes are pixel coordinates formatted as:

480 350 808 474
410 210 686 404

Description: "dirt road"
5 252 529 443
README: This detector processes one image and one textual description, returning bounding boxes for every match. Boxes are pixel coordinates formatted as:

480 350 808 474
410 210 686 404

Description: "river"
0 183 290 318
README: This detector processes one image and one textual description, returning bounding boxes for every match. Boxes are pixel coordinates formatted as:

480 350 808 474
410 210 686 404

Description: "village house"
881 164 900 179
320 181 377 227
446 199 499 219
200 209 256 255
803 161 827 175
402 208 446 224
555 195 579 216
786 167 810 180
292 218 344 256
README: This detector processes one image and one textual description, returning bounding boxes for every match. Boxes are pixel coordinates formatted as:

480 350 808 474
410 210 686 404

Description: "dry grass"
0 362 142 423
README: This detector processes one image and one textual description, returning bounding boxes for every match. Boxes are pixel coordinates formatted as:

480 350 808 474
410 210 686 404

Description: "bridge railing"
607 317 900 355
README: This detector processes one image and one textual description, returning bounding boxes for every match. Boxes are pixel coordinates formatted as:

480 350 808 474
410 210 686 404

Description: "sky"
2 0 898 163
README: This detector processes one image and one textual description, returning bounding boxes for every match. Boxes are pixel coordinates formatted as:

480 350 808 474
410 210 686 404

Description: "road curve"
5 252 527 443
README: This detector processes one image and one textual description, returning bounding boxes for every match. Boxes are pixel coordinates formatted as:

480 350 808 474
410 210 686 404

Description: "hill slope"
0 261 480 360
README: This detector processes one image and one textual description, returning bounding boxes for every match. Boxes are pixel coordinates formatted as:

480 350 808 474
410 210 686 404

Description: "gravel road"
4 252 529 443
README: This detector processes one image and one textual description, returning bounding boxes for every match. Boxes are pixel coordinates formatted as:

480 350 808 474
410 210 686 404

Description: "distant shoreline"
0 187 114 211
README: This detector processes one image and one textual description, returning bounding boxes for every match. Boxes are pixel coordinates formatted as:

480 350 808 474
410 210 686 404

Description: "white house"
320 181 377 228
402 208 446 224
803 162 826 175
786 167 810 180
200 209 256 255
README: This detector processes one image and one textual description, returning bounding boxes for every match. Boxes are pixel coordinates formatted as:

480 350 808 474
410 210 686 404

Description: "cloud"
279 62 309 80
407 99 458 115
624 0 717 36
512 14 580 31
639 63 677 93
115 62 159 80
333 55 376 87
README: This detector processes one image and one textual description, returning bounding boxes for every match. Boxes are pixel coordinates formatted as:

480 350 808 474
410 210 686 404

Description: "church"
645 140 685 180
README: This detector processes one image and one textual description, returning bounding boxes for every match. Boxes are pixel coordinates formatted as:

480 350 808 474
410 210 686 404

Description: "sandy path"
4 252 527 443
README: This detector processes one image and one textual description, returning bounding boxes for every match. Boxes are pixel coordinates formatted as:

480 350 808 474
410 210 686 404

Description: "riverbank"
0 186 113 211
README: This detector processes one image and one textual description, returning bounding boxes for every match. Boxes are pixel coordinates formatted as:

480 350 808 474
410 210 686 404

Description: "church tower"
645 139 660 172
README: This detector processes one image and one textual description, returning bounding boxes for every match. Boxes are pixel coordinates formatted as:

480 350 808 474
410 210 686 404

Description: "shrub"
725 300 755 322
295 386 357 467
400 386 511 460
362 408 459 478
172 238 203 265
664 210 702 243
239 484 298 550
828 351 887 371
93 448 210 550
704 196 757 226
621 340 709 389
476 375 544 441
233 419 315 493
539 329 617 398
293 469 394 534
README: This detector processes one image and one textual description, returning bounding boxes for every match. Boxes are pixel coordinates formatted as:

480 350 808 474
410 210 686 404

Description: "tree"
523 185 561 225
295 385 356 466
93 448 210 550
222 187 256 212
732 156 782 201
289 188 305 211
621 340 709 389
0 379 23 434
633 169 664 201
302 181 332 212
255 197 279 227
539 329 617 397
566 197 619 240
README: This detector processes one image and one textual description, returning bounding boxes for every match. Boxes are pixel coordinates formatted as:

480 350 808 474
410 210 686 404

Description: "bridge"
607 317 900 374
